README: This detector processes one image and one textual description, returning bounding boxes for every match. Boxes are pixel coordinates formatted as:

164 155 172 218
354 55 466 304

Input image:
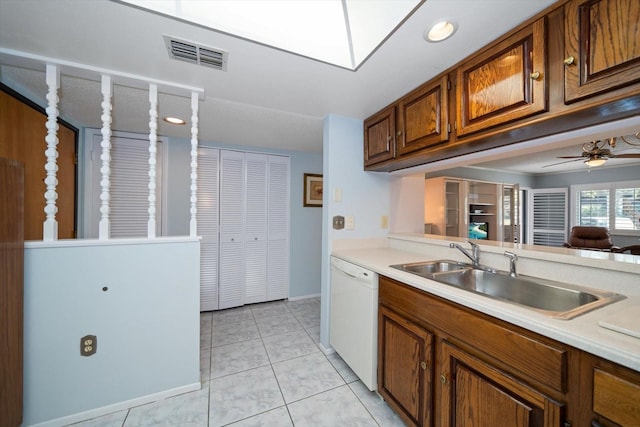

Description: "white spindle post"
189 91 199 237
148 84 158 238
43 64 60 241
98 75 113 240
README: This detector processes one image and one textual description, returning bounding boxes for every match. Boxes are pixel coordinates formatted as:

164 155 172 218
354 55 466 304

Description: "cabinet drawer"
593 368 640 426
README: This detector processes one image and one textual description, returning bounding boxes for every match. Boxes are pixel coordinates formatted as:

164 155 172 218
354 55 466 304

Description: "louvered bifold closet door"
219 150 246 310
529 189 568 247
93 134 163 238
267 155 290 301
244 153 268 304
197 147 219 311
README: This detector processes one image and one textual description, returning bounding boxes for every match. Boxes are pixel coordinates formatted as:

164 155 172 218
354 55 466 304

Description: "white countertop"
332 246 640 372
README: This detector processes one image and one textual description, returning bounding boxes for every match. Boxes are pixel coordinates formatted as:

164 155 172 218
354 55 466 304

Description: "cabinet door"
397 76 449 156
564 0 640 103
440 341 562 427
456 18 547 136
378 306 432 427
245 153 268 304
219 150 246 310
364 105 396 166
592 367 640 427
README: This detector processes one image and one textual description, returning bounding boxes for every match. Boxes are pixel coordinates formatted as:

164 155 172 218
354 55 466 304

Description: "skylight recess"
119 0 422 70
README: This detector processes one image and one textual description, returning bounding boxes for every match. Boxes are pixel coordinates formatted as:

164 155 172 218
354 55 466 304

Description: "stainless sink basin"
390 260 469 276
390 260 624 319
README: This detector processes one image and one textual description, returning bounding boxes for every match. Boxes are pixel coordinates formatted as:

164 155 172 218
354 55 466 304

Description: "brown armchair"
563 226 620 251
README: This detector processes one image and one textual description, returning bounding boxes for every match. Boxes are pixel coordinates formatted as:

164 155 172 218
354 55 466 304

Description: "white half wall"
22 237 200 426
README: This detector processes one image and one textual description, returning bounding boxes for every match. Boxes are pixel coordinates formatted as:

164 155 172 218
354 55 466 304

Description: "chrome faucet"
450 241 480 268
504 251 518 277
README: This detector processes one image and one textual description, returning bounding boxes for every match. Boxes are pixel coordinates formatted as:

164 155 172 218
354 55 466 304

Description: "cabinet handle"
591 421 605 427
530 71 541 81
440 374 448 384
563 56 575 66
420 361 427 370
396 130 402 137
254 237 258 240
231 238 235 242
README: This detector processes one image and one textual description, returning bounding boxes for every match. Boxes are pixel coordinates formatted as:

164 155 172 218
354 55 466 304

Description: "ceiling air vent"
164 35 228 71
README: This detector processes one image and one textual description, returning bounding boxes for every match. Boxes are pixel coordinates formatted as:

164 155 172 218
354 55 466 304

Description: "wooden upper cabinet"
397 76 449 156
364 105 396 167
564 0 640 103
456 18 547 137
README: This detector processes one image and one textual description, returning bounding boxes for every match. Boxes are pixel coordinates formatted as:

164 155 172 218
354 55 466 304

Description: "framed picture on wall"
303 173 323 207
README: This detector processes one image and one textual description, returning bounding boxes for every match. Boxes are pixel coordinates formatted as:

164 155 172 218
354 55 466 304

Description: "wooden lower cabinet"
440 341 562 427
378 305 433 427
378 275 640 427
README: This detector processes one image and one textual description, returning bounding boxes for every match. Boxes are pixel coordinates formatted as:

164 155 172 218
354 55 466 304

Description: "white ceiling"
1 0 638 174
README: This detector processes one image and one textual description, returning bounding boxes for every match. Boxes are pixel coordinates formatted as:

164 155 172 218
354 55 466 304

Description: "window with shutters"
528 189 568 247
571 181 640 235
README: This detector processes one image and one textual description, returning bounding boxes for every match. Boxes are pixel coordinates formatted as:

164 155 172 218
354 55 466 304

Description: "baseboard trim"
26 382 202 427
288 293 321 301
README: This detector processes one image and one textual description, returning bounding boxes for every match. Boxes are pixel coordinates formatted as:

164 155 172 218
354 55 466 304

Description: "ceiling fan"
543 133 640 168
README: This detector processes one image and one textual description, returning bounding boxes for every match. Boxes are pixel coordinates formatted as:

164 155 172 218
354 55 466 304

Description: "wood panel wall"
0 84 77 240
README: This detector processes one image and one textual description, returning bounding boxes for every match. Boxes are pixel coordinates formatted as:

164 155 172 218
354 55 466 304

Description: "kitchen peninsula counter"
331 233 640 372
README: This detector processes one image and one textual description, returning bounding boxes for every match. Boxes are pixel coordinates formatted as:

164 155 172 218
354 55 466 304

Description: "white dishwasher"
330 256 378 391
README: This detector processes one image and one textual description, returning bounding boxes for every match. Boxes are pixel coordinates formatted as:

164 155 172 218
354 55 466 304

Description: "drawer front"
593 368 640 426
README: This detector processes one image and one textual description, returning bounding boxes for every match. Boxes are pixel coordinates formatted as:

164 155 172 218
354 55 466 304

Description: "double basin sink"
390 260 624 320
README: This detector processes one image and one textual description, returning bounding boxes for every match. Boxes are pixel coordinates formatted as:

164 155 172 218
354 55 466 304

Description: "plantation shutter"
529 188 567 247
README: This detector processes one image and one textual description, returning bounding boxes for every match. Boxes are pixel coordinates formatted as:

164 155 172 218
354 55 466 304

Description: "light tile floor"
69 297 405 426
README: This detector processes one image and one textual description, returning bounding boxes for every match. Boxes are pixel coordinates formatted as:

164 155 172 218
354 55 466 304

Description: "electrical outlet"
333 215 345 230
381 215 389 229
81 335 97 356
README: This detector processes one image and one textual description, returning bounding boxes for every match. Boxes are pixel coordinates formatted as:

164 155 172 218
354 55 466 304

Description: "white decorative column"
98 75 113 240
147 84 158 238
43 64 60 241
189 91 199 237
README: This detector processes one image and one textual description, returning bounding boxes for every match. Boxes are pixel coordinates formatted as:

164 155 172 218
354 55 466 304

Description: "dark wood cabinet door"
364 105 396 166
0 158 24 427
397 76 449 156
564 0 640 103
378 305 432 427
456 18 547 136
440 341 562 427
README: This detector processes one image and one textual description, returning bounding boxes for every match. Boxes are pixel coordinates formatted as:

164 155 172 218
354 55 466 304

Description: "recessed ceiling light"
425 20 457 42
163 116 186 125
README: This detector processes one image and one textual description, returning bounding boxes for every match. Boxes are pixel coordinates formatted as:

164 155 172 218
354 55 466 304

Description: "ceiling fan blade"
555 155 585 159
609 153 640 158
542 158 583 168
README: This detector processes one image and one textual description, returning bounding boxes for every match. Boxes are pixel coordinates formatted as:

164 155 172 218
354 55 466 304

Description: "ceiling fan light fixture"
585 157 607 167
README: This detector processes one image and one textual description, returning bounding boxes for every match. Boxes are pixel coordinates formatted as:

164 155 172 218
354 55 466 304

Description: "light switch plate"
345 215 354 230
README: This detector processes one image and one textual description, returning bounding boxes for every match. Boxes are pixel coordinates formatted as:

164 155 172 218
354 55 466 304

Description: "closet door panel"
219 150 246 309
267 156 290 300
245 153 268 304
197 147 219 311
